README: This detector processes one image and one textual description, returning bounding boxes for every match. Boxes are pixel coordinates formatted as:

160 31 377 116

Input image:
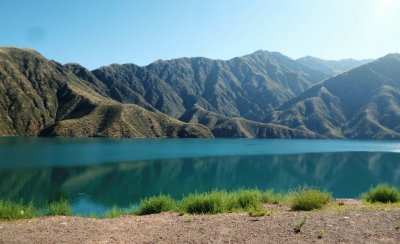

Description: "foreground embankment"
1 185 400 243
1 200 400 243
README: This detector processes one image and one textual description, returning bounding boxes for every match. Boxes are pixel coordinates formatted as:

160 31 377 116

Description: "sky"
1 0 400 69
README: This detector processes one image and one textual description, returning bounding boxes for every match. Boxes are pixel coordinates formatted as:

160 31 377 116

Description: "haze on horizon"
1 0 399 69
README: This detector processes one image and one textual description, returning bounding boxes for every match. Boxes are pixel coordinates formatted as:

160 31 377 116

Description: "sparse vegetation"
289 188 332 211
362 184 400 203
48 199 72 216
0 187 334 220
138 195 175 215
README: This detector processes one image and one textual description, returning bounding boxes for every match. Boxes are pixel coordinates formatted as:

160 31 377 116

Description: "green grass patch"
138 195 175 215
362 184 400 203
178 189 278 214
0 200 36 220
289 188 332 211
48 199 72 216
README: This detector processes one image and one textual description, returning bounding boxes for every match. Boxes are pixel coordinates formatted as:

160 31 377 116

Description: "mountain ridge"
1 46 398 139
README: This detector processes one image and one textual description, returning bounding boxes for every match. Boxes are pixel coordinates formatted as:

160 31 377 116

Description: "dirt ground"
1 199 399 244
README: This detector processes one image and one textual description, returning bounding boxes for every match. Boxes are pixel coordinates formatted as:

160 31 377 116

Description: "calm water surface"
1 137 400 214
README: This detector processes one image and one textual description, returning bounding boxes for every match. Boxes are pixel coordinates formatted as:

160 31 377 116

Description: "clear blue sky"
1 0 399 69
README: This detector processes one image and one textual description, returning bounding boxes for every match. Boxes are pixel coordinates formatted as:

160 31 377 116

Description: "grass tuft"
0 200 36 220
261 190 284 204
180 191 228 214
103 206 124 218
289 188 332 211
138 195 175 215
48 199 72 216
228 189 262 211
362 184 400 203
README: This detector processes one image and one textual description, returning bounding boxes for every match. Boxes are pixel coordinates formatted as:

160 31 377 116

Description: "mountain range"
2 46 399 139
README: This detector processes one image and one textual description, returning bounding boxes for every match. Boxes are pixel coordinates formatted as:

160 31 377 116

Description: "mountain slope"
0 47 213 138
2 47 400 139
180 105 319 138
81 50 327 122
270 54 400 139
297 56 373 76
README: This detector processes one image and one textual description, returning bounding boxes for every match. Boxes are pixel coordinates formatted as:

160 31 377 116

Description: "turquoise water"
1 137 400 214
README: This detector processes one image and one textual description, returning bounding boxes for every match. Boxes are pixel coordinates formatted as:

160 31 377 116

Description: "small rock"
60 222 67 226
0 226 3 229
343 216 350 219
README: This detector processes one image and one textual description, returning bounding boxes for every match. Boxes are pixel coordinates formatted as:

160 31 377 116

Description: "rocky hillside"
0 47 212 138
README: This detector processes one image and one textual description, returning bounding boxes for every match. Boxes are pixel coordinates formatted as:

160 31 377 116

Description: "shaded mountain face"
0 47 213 138
297 56 373 76
269 54 400 139
78 50 327 122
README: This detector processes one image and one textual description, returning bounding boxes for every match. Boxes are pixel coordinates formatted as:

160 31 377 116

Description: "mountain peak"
380 53 400 61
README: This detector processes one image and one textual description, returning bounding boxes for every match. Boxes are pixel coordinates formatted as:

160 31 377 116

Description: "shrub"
138 195 175 215
179 191 228 214
0 200 36 220
362 184 400 203
289 188 332 211
48 199 72 216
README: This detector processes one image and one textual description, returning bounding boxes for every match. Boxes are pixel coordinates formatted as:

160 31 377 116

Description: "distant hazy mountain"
297 56 373 76
269 54 400 139
0 47 212 138
1 46 399 139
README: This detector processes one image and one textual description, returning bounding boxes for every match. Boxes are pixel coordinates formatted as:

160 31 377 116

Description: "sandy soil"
1 200 400 243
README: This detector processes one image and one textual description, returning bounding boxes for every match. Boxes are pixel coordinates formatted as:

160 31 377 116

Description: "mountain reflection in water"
1 152 400 214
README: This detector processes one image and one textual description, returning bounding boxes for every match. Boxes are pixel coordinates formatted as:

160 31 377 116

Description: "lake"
1 137 400 214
